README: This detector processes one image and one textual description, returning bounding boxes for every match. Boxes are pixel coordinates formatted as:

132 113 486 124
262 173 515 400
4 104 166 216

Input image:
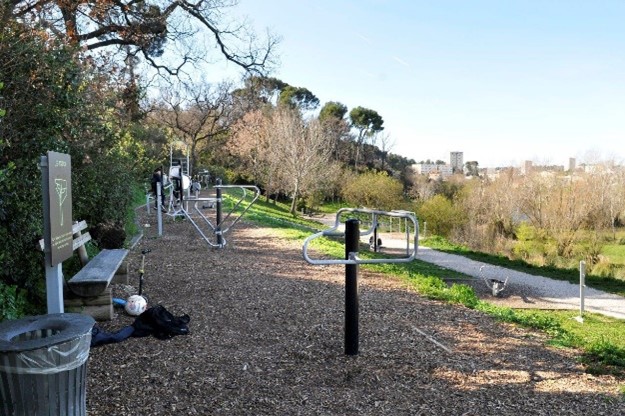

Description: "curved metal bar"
302 208 419 265
180 208 222 248
216 185 261 234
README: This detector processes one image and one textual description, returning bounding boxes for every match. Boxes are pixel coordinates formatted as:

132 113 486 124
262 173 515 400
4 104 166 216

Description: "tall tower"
450 151 463 173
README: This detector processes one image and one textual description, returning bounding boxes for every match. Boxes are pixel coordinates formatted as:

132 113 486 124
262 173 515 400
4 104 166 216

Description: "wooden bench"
39 220 129 320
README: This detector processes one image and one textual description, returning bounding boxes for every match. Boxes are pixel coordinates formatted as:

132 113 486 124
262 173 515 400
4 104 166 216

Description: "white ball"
125 295 147 316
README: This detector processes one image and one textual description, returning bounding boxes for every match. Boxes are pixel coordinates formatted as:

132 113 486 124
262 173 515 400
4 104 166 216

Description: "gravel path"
83 210 625 415
415 246 625 320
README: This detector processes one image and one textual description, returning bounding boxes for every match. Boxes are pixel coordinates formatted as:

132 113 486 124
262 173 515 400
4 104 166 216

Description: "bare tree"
270 108 336 214
153 80 234 172
376 132 394 171
456 169 519 250
7 0 278 76
228 108 283 201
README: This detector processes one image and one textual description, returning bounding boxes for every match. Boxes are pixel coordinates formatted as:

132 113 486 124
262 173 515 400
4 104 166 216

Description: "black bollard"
345 218 360 355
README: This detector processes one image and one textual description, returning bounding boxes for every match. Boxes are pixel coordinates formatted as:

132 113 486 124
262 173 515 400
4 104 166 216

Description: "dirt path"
85 211 624 415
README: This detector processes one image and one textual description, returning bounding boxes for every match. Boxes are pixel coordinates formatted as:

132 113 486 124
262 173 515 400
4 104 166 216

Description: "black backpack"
132 305 190 340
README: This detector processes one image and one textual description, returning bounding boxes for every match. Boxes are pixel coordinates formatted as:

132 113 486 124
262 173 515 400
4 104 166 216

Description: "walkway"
315 213 625 320
416 245 625 320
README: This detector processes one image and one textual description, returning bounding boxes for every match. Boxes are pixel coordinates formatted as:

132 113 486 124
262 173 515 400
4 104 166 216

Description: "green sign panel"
47 151 73 266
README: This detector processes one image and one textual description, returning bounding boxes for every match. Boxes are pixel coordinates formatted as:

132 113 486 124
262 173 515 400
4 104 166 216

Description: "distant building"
411 163 453 178
523 161 564 174
450 152 463 172
522 160 533 175
569 158 576 172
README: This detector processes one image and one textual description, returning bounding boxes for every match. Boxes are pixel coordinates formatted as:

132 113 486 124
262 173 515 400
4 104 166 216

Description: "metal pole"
373 222 379 252
345 218 359 355
216 178 223 247
146 192 151 214
157 182 163 236
40 156 64 314
580 260 586 317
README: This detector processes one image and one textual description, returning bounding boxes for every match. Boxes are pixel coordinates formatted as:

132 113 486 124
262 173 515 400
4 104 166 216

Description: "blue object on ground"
112 298 126 307
91 325 135 347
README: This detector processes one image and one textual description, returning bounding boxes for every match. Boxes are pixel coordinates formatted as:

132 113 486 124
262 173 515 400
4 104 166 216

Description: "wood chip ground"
86 210 625 415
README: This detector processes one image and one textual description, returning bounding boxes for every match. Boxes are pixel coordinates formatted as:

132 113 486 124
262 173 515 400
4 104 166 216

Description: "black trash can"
0 313 95 416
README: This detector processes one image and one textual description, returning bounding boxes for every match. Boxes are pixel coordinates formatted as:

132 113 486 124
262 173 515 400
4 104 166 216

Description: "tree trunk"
290 181 300 215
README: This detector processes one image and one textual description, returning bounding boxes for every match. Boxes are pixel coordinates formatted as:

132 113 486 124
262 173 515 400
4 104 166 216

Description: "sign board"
45 151 73 266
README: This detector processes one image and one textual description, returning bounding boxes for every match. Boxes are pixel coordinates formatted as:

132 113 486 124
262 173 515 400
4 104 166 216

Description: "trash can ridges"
0 313 95 416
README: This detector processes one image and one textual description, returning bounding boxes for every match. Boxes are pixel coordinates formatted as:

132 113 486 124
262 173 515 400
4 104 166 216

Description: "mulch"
85 208 625 415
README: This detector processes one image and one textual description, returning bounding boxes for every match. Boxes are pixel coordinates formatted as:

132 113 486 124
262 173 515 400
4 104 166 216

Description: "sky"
209 0 625 168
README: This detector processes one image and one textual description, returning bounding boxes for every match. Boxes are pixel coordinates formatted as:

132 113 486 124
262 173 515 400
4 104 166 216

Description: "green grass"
602 244 625 266
240 201 625 376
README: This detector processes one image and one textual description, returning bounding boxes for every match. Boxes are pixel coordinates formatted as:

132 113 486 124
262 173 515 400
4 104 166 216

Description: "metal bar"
40 155 63 314
580 260 586 316
157 183 163 236
181 208 220 248
215 185 261 233
216 178 223 247
302 208 419 265
345 219 359 355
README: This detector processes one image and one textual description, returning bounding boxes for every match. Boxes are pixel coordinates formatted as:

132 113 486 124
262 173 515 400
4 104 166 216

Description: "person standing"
151 166 166 211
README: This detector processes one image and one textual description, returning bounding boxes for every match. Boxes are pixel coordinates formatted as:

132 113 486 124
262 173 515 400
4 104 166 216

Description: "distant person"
151 166 166 211
169 165 182 203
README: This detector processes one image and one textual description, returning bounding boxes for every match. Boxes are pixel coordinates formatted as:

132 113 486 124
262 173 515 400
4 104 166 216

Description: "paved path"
416 245 625 321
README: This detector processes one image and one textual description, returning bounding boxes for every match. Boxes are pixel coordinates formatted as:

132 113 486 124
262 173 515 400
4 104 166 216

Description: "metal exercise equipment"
479 265 509 297
158 178 260 248
303 208 419 355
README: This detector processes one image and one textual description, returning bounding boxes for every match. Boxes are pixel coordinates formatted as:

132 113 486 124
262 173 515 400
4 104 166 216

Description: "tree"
153 80 235 172
229 107 337 213
349 106 384 168
269 108 336 214
231 75 288 114
228 108 279 198
278 86 319 111
341 171 404 211
319 101 348 122
6 0 278 76
376 132 394 171
0 20 143 316
459 170 518 250
465 161 479 177
418 195 464 238
318 101 349 162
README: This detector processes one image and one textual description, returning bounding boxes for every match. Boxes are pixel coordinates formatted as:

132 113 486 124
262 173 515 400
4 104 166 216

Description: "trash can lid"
0 313 95 352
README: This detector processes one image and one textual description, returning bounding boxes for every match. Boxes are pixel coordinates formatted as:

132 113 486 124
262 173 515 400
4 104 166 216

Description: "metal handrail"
179 184 260 248
302 208 419 265
216 185 261 234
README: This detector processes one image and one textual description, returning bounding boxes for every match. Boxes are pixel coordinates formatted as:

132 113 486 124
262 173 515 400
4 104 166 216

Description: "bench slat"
38 220 90 251
68 248 129 297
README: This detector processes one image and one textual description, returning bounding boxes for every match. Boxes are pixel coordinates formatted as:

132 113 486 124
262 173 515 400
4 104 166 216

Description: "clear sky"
212 0 625 168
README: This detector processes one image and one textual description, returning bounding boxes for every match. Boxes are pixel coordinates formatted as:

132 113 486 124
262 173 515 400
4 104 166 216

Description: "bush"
0 282 29 321
418 195 465 238
0 21 146 310
341 170 405 211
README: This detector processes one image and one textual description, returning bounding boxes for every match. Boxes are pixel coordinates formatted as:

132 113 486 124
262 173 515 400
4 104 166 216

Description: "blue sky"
212 0 625 168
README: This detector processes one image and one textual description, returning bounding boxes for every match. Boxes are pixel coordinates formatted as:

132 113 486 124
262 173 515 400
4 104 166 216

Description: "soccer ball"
125 295 147 316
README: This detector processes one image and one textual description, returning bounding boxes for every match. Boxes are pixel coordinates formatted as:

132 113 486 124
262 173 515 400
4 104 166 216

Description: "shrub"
0 282 29 322
418 195 465 238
